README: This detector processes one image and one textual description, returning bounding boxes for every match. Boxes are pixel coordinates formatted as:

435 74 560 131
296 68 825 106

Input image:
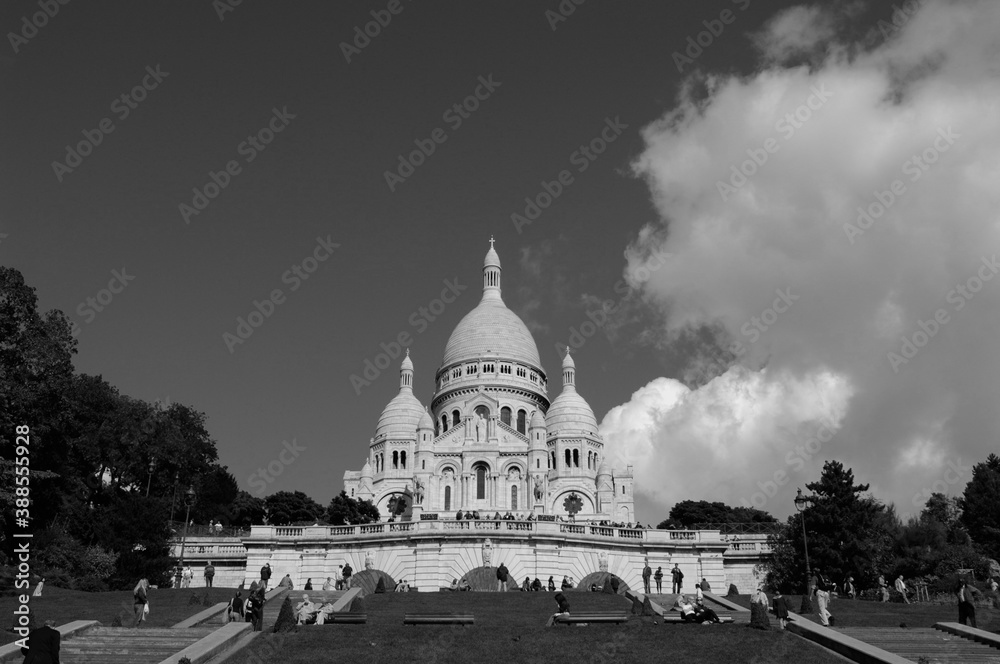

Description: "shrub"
272 597 297 633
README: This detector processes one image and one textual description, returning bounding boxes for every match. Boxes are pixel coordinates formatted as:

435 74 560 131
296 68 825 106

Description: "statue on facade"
414 478 425 505
482 538 493 566
475 412 486 442
365 551 375 570
598 551 609 573
533 475 544 501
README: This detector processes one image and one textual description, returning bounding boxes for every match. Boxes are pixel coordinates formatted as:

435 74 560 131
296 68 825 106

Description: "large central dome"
442 298 542 368
441 240 542 369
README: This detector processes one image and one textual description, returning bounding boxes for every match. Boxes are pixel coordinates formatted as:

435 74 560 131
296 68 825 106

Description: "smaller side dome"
361 458 373 478
401 348 413 372
418 408 434 431
562 348 576 370
597 459 611 477
529 409 546 429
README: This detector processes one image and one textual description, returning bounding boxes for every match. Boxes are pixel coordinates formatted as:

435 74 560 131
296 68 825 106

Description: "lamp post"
145 458 156 498
794 488 814 613
177 486 196 588
169 472 179 522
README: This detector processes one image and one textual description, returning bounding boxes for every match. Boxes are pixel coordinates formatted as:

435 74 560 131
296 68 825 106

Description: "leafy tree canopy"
960 453 1000 559
327 490 380 525
657 500 776 529
265 490 325 525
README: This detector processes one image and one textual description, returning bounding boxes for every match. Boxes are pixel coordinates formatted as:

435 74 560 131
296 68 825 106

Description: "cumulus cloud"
603 0 1000 518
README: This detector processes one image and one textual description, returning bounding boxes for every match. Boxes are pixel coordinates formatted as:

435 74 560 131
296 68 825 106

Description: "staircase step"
837 627 1000 663
55 625 220 664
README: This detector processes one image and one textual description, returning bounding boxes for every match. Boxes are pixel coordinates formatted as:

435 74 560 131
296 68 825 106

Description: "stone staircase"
58 626 218 663
837 627 1000 663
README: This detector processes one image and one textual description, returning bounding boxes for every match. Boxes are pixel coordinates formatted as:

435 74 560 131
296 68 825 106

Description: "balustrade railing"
560 524 585 535
474 520 500 530
329 526 355 536
669 531 697 541
359 524 384 535
506 521 533 531
618 528 644 539
590 526 614 537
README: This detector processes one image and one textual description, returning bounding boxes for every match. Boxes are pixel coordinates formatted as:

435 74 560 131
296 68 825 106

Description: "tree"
326 490 379 525
231 491 267 528
960 454 1000 559
764 461 895 593
265 491 325 525
657 500 776 529
0 268 77 557
192 465 240 524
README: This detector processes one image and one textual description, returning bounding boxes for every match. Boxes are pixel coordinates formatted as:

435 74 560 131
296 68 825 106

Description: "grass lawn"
0 585 241 644
243 591 848 664
728 594 1000 631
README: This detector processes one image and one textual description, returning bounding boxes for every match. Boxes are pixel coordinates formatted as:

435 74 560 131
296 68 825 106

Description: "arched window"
536 459 540 469
400 451 407 469
565 449 571 468
573 449 579 468
351 488 354 497
476 466 486 500
517 409 526 434
511 485 518 510
444 485 451 511
392 451 399 469
442 415 448 432
422 460 426 470
452 410 460 427
501 407 511 426
550 452 555 469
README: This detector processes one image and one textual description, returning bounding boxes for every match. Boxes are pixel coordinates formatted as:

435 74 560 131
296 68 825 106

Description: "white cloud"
606 0 1000 517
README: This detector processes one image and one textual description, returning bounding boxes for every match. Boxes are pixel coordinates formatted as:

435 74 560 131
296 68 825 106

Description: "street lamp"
145 458 156 498
177 486 196 588
794 488 814 613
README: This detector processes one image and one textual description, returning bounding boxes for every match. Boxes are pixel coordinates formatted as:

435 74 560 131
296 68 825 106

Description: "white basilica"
343 240 635 522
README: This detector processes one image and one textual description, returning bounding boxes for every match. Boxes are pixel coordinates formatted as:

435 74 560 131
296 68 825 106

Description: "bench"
661 614 734 623
555 612 629 625
318 612 367 624
404 613 475 625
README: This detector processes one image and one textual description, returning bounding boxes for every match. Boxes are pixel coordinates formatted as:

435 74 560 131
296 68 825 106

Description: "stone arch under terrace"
350 569 396 596
574 571 630 594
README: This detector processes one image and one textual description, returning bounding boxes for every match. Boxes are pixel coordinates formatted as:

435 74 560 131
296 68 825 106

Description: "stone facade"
343 240 634 522
172 524 771 593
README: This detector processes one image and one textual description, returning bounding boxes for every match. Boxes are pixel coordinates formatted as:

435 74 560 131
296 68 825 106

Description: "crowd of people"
449 510 650 529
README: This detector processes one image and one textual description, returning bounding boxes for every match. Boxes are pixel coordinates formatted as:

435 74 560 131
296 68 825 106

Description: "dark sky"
2 0 938 523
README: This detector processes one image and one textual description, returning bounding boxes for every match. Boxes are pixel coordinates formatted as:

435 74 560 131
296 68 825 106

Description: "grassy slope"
1 585 241 644
245 591 848 664
728 593 1000 630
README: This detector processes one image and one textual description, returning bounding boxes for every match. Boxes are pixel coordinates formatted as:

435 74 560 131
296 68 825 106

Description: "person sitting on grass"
532 578 543 591
294 594 317 625
522 576 532 591
448 578 460 591
545 592 572 626
459 578 471 591
561 576 571 590
395 578 410 592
